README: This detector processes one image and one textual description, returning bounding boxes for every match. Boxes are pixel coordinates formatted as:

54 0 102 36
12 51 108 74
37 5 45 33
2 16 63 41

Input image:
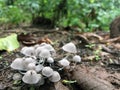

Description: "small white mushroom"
35 64 44 72
62 42 77 53
10 58 25 70
49 71 61 82
35 46 44 57
21 47 35 56
27 63 36 70
43 44 54 51
47 57 54 63
58 58 70 67
13 73 22 80
72 55 81 63
22 70 41 84
34 44 40 49
23 57 36 68
43 44 56 57
39 49 51 58
42 67 53 77
39 43 47 47
35 43 56 57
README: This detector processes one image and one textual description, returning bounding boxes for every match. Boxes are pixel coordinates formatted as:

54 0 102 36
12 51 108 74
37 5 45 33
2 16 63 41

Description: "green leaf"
0 34 20 51
0 39 6 50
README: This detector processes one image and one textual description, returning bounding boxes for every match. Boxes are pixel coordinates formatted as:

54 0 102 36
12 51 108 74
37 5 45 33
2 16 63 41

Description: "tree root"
71 65 114 90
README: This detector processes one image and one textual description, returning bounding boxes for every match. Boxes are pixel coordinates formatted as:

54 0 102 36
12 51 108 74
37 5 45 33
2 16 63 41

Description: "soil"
0 27 120 90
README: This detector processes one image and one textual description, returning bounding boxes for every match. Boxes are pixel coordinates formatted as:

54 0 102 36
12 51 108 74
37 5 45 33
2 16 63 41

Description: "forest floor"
0 26 120 90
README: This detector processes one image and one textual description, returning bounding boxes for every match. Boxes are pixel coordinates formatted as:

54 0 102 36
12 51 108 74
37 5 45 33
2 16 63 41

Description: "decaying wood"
71 65 114 90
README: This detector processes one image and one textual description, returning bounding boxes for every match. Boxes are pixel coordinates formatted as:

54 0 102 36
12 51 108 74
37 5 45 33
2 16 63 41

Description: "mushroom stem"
41 58 46 65
58 67 64 71
65 53 73 59
38 57 44 64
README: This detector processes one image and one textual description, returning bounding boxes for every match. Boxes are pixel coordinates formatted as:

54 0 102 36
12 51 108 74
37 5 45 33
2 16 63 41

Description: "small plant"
93 46 102 61
85 44 101 61
10 42 81 86
85 44 95 49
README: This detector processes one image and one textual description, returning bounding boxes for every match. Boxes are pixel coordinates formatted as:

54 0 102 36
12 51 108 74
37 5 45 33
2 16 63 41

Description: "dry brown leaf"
37 37 53 44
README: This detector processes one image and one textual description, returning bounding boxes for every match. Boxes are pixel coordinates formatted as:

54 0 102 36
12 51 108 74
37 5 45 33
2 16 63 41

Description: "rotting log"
71 65 114 90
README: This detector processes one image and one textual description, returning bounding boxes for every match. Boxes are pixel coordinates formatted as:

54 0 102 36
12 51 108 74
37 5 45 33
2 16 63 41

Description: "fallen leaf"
0 34 19 51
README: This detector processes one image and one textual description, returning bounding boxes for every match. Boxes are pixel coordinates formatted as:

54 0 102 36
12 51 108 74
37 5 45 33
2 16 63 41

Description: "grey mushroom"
42 67 53 77
22 70 41 84
62 42 77 53
49 71 61 82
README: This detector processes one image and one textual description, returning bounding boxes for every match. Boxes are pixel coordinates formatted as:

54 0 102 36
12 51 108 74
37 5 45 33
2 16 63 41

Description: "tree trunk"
110 16 120 38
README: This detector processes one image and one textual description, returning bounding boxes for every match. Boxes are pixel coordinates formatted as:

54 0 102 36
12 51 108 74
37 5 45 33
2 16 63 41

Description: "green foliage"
0 0 120 31
0 0 32 25
0 34 20 51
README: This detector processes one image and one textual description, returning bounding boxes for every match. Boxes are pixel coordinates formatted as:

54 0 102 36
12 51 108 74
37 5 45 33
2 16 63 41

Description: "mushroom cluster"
10 42 81 85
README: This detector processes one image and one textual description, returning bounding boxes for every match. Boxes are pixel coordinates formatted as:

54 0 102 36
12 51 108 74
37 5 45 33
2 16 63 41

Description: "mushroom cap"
34 44 40 49
21 47 35 56
35 43 56 57
27 63 36 70
47 57 54 63
39 49 51 58
62 42 77 53
49 71 61 82
23 57 36 70
13 73 22 80
58 58 70 67
24 57 36 65
22 70 41 84
35 46 44 57
10 58 25 70
35 64 44 72
43 44 56 57
72 55 81 63
42 67 53 77
39 43 47 47
43 44 55 51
